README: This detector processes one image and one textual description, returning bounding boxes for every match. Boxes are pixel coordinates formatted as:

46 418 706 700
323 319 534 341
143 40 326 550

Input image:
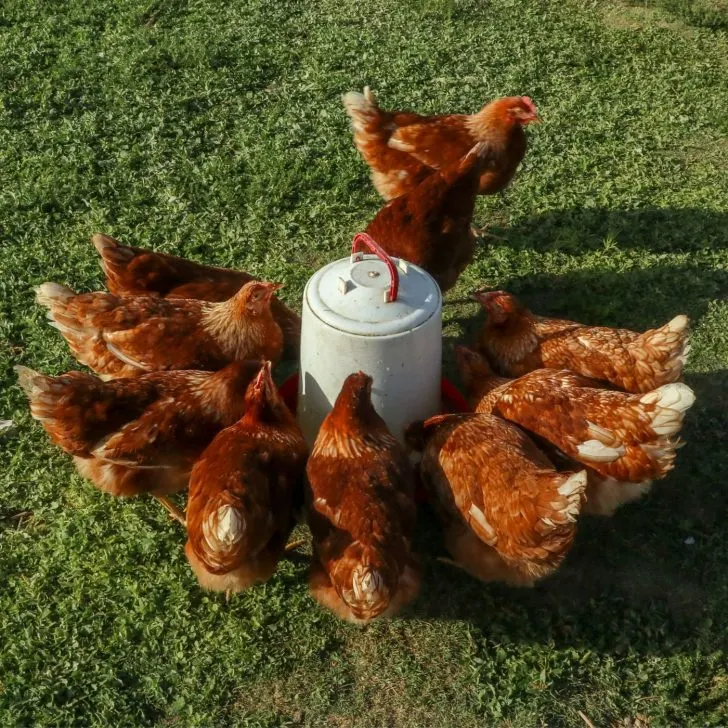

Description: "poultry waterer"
295 233 445 448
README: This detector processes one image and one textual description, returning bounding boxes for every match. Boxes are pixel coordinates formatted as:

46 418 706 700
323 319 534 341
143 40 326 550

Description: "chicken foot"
155 495 186 526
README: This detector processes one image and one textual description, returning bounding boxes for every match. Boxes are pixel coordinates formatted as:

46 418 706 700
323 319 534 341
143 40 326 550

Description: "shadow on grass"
491 206 728 253
417 256 728 657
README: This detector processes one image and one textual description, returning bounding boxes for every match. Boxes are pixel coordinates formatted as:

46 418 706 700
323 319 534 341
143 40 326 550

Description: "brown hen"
36 279 283 379
92 234 301 354
343 88 539 201
406 413 586 585
474 290 690 393
184 362 307 595
15 361 262 521
306 372 419 624
365 142 494 292
456 346 695 513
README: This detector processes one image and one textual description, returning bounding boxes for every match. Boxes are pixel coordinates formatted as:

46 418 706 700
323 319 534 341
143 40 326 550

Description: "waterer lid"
304 233 441 337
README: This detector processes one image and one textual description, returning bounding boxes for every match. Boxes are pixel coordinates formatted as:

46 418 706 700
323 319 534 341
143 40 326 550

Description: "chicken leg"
155 495 186 526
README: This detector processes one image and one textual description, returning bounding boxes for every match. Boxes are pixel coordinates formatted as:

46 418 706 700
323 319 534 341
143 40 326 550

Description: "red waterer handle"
351 232 399 303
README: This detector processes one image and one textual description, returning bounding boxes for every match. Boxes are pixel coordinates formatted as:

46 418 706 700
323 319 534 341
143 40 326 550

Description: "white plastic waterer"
297 233 442 449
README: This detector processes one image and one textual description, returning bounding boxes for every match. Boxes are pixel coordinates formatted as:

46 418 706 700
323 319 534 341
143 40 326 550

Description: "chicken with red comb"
343 89 539 201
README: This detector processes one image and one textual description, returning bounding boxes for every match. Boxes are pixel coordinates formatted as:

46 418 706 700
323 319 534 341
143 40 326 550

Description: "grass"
1 0 728 725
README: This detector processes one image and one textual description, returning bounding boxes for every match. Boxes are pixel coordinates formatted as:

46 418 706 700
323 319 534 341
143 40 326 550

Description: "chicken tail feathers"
639 382 696 437
342 87 382 133
35 282 75 310
629 314 691 389
572 382 694 480
505 469 586 579
92 233 136 284
539 469 587 528
15 365 42 398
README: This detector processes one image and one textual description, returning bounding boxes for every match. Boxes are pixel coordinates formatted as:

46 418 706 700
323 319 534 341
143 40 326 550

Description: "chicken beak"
265 283 283 297
471 290 491 306
253 361 272 392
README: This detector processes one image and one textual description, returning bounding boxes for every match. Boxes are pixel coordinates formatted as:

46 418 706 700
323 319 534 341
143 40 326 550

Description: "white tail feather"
14 365 41 396
665 314 689 333
641 382 695 436
576 439 626 462
342 88 379 130
35 282 75 308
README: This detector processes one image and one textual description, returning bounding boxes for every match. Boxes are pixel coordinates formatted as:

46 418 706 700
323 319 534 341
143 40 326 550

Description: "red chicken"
184 362 307 595
92 234 301 354
456 346 695 513
36 279 283 379
306 372 420 623
365 142 494 292
343 88 539 201
15 360 262 522
406 413 586 585
473 290 691 393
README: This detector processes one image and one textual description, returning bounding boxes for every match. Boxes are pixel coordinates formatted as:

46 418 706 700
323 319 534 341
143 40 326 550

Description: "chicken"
456 346 696 514
92 234 301 354
184 361 307 595
364 142 494 292
35 279 283 379
473 290 691 393
343 88 539 201
15 360 262 522
305 372 419 624
406 413 586 585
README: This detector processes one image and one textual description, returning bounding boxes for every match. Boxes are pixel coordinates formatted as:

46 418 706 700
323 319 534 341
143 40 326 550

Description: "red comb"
253 361 271 390
521 96 538 115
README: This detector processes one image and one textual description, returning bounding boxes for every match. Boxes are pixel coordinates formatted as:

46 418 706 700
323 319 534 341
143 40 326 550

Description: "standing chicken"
473 290 690 393
406 413 586 585
92 234 301 354
184 362 308 595
15 360 262 522
306 372 420 623
365 143 494 292
343 88 539 201
456 346 695 513
35 279 284 379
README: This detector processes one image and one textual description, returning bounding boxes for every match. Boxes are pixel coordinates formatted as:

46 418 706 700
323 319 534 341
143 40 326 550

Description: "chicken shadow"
487 206 728 253
416 258 728 657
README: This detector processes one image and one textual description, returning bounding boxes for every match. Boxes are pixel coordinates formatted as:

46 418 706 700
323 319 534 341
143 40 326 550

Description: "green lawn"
2 0 728 725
